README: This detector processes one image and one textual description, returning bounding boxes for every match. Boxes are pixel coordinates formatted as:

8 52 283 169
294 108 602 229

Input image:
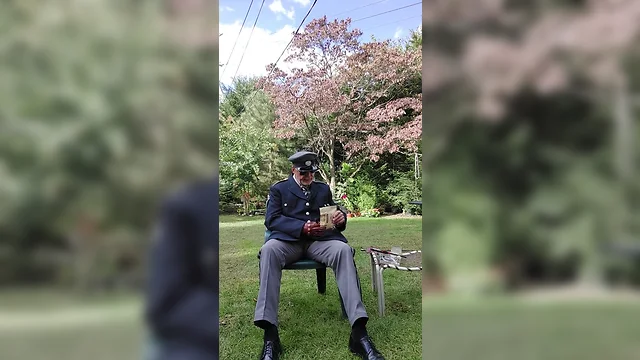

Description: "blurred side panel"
423 0 640 359
0 0 219 359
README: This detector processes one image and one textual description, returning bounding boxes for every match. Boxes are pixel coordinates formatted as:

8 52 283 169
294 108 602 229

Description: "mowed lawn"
0 289 144 360
423 296 640 360
219 215 423 360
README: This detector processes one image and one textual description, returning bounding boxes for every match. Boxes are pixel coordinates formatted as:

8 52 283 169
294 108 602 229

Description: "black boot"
259 338 282 360
349 318 384 360
349 333 385 360
257 321 283 360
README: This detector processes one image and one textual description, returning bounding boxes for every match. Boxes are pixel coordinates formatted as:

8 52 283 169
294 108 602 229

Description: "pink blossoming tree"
261 17 422 192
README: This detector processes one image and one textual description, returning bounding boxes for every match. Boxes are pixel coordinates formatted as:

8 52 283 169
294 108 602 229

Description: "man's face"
293 167 314 186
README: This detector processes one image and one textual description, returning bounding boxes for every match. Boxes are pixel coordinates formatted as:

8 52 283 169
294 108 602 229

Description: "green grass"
423 296 640 360
5 216 637 360
219 216 423 360
0 288 144 360
220 214 265 224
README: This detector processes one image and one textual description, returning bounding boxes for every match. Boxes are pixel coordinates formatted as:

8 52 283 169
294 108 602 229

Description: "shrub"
361 208 381 217
354 182 378 212
382 171 421 214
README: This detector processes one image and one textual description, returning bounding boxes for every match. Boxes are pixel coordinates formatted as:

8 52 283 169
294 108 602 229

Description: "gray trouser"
254 239 368 327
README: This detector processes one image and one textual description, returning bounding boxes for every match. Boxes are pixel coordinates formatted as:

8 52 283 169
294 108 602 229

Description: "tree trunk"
614 77 633 185
329 138 336 195
612 74 634 251
69 216 99 293
577 76 634 286
611 75 633 251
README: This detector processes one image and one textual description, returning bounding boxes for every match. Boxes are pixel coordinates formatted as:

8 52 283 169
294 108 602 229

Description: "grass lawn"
0 288 144 360
423 296 640 360
219 215 423 360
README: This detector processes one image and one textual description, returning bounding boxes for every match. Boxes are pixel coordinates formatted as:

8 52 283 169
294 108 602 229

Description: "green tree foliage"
219 27 423 218
219 77 295 214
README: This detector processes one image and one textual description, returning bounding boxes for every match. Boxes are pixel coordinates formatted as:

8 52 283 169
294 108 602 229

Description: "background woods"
219 17 423 218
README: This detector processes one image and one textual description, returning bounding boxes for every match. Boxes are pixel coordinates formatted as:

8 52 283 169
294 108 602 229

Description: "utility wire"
222 1 420 100
352 1 420 23
229 0 267 88
222 0 319 104
327 0 388 18
263 0 319 81
360 14 421 32
220 0 255 81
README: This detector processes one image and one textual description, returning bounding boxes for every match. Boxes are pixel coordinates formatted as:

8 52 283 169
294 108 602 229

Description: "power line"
360 14 421 32
263 0 319 81
221 1 419 100
327 0 388 18
252 0 318 93
227 1 417 101
220 0 255 81
230 0 267 87
219 0 256 96
352 1 421 23
231 0 318 105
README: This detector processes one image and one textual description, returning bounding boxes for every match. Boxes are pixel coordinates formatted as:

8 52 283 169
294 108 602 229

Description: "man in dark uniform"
144 179 218 360
254 151 385 360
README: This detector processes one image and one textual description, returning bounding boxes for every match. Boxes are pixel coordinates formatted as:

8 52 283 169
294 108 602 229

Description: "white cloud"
269 0 295 21
292 0 311 6
394 27 403 39
220 6 234 12
219 22 306 89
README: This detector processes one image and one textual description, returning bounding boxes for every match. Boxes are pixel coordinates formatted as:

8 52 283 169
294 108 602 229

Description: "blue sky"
219 0 421 88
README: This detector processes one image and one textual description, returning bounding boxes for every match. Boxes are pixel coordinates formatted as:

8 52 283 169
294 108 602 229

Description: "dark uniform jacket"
265 175 347 242
144 180 218 360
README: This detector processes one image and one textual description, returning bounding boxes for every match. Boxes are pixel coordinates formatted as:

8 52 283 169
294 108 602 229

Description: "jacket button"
305 202 310 206
305 212 309 215
284 203 287 207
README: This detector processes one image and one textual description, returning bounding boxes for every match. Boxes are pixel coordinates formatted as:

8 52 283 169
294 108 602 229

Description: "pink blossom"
261 16 421 162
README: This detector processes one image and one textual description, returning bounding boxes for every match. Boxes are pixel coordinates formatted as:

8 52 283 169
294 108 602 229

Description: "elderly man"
254 151 385 360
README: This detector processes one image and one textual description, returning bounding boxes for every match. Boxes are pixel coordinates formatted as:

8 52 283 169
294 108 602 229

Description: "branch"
302 113 314 138
317 144 332 182
320 41 333 79
348 161 365 179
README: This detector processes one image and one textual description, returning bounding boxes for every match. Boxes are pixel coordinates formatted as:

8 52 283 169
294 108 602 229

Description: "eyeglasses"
299 171 313 176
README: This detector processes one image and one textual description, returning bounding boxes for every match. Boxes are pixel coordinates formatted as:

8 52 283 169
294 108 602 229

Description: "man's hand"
303 220 326 236
332 210 345 226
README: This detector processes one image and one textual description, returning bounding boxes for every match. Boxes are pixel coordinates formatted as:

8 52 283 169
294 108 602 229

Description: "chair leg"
316 268 326 294
376 267 385 317
370 256 377 292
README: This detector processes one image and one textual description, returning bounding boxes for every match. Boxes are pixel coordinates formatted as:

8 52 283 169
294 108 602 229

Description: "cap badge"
305 160 311 166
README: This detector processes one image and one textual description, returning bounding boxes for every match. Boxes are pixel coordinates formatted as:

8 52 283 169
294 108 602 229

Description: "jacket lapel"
288 175 307 200
308 183 319 204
